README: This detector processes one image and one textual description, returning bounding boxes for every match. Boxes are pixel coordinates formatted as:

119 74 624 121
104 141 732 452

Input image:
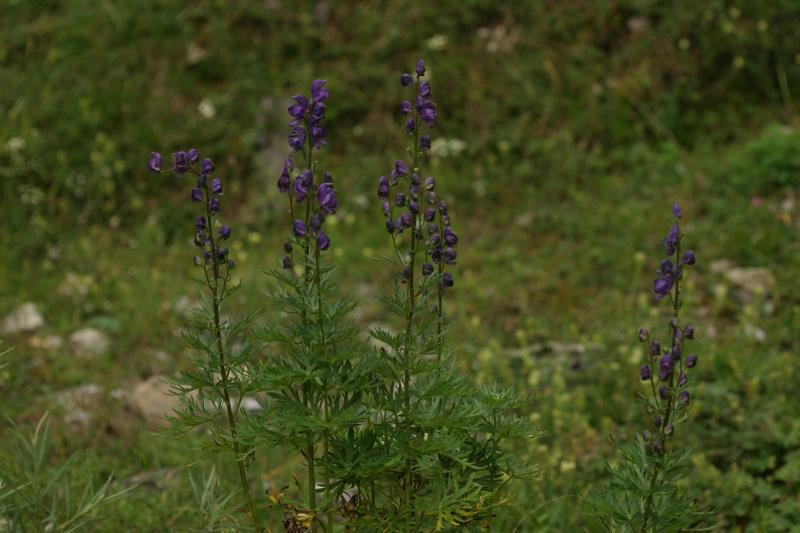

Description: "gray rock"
128 376 180 429
69 328 111 357
54 383 104 428
2 302 45 334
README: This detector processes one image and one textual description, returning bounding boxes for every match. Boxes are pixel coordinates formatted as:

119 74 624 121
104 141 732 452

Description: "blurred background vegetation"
1 0 798 530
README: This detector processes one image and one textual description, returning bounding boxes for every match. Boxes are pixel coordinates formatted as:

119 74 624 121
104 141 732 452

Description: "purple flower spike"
673 202 682 218
293 220 307 238
318 231 331 251
191 188 203 203
148 152 162 173
654 275 674 302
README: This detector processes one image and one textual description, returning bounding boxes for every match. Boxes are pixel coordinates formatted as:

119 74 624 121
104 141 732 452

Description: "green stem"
203 189 258 531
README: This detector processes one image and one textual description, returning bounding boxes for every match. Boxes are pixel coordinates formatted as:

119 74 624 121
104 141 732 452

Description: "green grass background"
1 0 799 530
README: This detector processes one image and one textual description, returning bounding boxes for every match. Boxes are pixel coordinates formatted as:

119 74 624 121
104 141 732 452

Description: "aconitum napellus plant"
594 203 708 532
241 79 369 533
148 149 260 530
346 60 532 531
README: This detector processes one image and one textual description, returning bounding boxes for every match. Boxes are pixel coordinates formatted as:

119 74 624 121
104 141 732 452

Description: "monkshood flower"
638 203 698 455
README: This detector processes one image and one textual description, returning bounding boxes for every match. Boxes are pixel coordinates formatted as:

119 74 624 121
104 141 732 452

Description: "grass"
1 1 799 531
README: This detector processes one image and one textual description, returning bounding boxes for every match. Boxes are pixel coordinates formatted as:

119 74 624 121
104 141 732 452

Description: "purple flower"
650 340 661 356
219 225 232 240
419 81 431 98
318 183 338 214
679 391 690 405
310 213 324 232
401 73 413 86
419 102 438 125
638 328 650 342
211 178 222 195
195 216 207 232
386 218 396 233
148 152 162 173
678 372 688 387
395 192 406 207
444 246 457 264
425 176 435 191
441 272 454 287
293 220 307 238
659 387 669 400
311 126 328 148
641 365 652 381
673 202 682 218
415 59 426 76
289 95 309 120
289 126 307 152
443 227 458 245
654 274 674 302
681 250 696 266
323 172 333 184
409 200 419 215
684 325 695 339
317 231 331 251
659 259 673 275
391 160 409 180
397 212 413 231
664 223 680 256
401 100 412 114
294 171 313 202
382 201 391 216
174 151 188 176
424 208 436 222
188 148 200 163
284 241 292 253
422 263 434 276
311 79 329 102
210 197 220 213
686 354 698 368
191 187 203 203
282 256 293 269
278 163 291 193
202 158 215 175
216 247 228 260
406 118 416 133
659 355 673 381
421 134 431 150
377 176 390 199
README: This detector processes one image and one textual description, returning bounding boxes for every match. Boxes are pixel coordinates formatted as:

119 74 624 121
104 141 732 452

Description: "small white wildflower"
198 98 216 119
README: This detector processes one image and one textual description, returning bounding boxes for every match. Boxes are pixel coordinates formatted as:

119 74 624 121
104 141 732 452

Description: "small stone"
2 303 45 334
69 328 111 357
54 383 104 428
242 396 261 414
128 376 180 429
29 335 64 351
123 468 181 490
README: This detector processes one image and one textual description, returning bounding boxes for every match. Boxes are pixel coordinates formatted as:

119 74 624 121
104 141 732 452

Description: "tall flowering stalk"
355 60 531 531
245 80 367 532
148 150 260 530
594 203 707 532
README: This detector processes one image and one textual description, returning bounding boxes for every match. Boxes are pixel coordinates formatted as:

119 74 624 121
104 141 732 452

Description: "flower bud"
638 328 649 342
